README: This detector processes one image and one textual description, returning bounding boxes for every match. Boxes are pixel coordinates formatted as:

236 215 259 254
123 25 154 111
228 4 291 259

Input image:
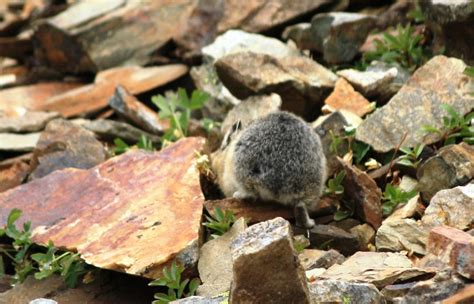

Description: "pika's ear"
221 120 242 150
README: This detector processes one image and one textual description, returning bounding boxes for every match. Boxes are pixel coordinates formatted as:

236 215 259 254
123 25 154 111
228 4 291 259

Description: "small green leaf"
7 209 22 227
188 278 200 296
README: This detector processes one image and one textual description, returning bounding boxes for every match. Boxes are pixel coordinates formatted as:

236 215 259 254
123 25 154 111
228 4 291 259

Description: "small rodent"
211 111 327 228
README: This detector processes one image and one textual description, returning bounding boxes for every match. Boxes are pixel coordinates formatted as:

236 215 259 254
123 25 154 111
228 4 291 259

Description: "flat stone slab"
0 132 41 152
0 110 59 133
0 137 206 279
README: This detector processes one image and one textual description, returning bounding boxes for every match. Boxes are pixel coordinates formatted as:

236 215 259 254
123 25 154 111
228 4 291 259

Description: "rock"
366 61 411 100
417 144 474 202
385 195 420 223
422 183 474 231
329 218 361 232
340 159 383 229
215 52 337 121
384 269 467 304
0 158 29 192
220 93 281 134
376 219 429 255
310 12 376 64
0 137 206 279
204 198 293 224
0 132 40 152
442 285 474 304
29 299 57 304
312 111 362 176
202 29 299 63
299 249 345 270
170 295 227 304
79 119 161 145
350 223 376 251
319 252 435 289
309 280 385 304
282 23 315 50
0 110 59 133
230 217 310 304
425 226 473 280
197 218 247 297
0 82 83 113
356 56 474 153
108 86 166 135
305 224 360 256
323 78 373 117
28 119 106 180
337 66 399 99
420 0 474 64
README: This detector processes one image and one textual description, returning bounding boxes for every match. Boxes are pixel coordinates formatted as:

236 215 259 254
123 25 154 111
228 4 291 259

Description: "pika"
211 111 327 228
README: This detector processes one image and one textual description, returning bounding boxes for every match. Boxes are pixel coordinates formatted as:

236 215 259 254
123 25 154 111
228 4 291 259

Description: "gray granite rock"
309 280 385 304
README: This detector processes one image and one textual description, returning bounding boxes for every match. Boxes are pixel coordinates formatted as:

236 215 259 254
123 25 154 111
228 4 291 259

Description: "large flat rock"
0 137 206 279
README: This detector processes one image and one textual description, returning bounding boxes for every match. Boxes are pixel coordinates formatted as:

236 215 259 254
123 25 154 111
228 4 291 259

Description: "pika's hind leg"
294 202 315 229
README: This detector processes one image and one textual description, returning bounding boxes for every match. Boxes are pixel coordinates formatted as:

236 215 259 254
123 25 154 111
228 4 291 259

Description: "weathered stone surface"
170 295 227 304
0 132 40 152
197 218 246 297
425 226 473 280
28 119 106 180
282 23 315 50
422 183 474 231
323 78 373 117
202 29 299 63
417 143 474 202
307 224 360 256
0 137 206 279
204 198 293 224
0 159 29 192
365 61 411 100
230 217 310 304
310 12 376 63
376 219 429 255
309 280 385 304
356 56 474 152
340 159 383 229
108 86 166 135
385 195 419 223
442 284 474 304
215 52 337 120
350 223 376 251
0 110 59 133
384 269 467 304
319 252 435 289
220 93 281 135
79 119 161 145
299 249 345 270
337 66 399 99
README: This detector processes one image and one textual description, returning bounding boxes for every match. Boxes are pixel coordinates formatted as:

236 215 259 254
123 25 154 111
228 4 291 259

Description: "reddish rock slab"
323 78 372 117
443 284 474 304
426 226 473 280
0 137 206 279
0 159 29 192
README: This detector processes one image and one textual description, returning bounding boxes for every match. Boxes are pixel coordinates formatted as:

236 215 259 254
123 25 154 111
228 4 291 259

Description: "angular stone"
215 52 337 120
0 159 29 192
365 61 411 100
306 224 360 256
310 12 376 64
385 195 420 223
422 183 474 231
230 217 310 304
299 249 345 270
418 143 474 202
0 137 205 279
337 66 398 99
170 295 227 304
197 218 246 297
204 198 293 225
202 29 299 63
0 110 59 133
350 223 376 251
340 159 383 229
309 280 385 304
108 86 166 135
319 252 435 289
323 78 373 117
376 219 429 255
356 56 474 152
426 226 474 280
0 132 41 152
28 119 106 180
79 119 161 145
220 93 281 135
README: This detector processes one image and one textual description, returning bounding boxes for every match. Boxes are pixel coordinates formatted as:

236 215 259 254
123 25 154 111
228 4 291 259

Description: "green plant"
113 135 155 155
324 171 346 197
148 261 200 304
397 143 425 168
203 207 236 239
152 88 210 147
333 200 355 222
364 24 428 71
293 236 310 254
422 104 474 146
0 209 89 287
407 2 425 24
329 126 370 165
382 184 418 216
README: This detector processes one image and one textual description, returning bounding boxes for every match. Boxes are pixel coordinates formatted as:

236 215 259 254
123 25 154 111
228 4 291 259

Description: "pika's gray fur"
211 111 327 228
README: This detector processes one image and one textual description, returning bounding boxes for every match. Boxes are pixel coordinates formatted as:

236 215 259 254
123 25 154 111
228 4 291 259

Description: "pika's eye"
221 120 242 150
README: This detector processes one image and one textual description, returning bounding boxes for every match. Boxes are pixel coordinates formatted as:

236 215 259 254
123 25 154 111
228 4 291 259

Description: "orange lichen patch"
0 137 206 279
324 78 372 117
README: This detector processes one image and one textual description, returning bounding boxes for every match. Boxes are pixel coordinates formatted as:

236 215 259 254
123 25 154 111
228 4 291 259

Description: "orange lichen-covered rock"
323 78 372 117
0 137 206 279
